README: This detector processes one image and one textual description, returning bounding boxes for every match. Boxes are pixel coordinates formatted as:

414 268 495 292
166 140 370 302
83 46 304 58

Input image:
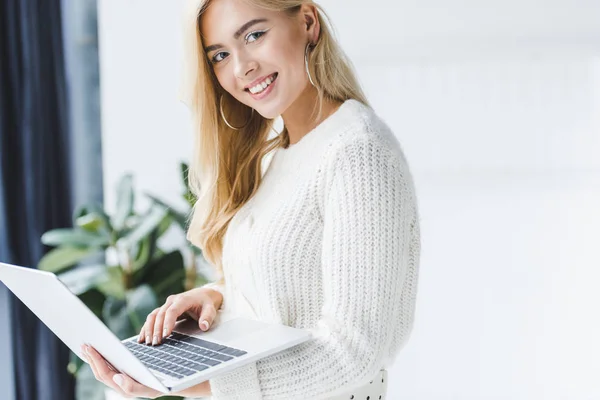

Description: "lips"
244 72 278 92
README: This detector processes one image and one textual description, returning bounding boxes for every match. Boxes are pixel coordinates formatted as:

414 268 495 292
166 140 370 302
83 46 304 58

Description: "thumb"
199 319 210 331
198 303 217 332
113 374 124 388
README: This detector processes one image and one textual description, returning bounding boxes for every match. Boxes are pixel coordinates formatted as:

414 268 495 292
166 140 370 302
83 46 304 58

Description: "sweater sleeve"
200 277 226 311
208 137 417 399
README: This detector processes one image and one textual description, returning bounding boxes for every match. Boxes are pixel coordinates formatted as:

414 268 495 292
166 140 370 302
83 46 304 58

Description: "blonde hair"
180 0 370 285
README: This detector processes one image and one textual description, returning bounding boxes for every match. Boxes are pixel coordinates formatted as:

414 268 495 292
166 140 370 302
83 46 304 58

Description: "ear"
299 4 320 45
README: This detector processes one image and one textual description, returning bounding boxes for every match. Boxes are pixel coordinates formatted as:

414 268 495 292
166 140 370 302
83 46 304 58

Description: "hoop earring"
305 42 316 87
219 95 254 130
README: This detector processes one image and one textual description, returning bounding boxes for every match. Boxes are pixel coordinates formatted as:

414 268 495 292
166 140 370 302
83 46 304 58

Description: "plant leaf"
131 236 151 273
38 246 98 274
113 174 134 232
190 244 203 256
125 284 158 333
41 228 110 248
118 204 168 249
73 203 113 231
180 161 197 207
72 204 90 227
103 296 134 339
67 350 84 376
58 264 108 296
145 193 189 231
78 288 106 320
75 364 106 400
75 212 103 232
157 213 172 237
133 250 185 304
180 161 189 192
183 191 196 208
95 266 125 300
154 268 186 304
195 273 209 288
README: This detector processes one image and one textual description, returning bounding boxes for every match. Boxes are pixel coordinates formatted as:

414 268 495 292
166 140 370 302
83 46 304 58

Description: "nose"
234 52 257 82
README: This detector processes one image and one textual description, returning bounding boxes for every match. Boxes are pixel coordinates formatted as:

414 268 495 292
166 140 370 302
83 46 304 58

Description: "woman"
82 0 421 398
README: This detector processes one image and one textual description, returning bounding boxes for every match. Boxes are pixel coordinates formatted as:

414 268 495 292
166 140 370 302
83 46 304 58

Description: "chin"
257 110 279 120
253 104 282 120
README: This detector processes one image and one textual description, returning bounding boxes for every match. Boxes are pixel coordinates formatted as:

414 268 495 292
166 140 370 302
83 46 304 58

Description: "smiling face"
200 0 319 119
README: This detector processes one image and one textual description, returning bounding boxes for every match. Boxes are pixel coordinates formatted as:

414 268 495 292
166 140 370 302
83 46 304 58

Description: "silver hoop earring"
219 95 254 130
305 42 316 87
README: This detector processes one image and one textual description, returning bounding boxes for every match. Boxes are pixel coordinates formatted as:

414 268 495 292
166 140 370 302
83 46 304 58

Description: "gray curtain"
0 0 102 399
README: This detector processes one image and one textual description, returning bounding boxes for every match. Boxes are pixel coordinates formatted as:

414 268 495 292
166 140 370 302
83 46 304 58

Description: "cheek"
214 69 237 94
276 40 304 78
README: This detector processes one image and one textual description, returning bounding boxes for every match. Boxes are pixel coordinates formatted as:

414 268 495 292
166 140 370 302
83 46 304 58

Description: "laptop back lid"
0 262 168 393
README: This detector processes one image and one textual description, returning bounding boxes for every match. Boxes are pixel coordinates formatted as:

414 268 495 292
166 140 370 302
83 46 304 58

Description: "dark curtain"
0 0 76 399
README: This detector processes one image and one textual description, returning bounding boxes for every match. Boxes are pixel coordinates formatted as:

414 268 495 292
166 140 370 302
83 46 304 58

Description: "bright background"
97 1 600 398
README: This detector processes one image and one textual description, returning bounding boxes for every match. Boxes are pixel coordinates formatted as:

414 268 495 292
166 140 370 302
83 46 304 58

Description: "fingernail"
113 374 124 387
146 335 151 345
201 320 209 331
163 328 168 338
152 336 158 346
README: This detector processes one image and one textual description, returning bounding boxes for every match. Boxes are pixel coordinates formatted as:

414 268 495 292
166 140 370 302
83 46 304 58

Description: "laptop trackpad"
208 318 266 341
174 316 266 342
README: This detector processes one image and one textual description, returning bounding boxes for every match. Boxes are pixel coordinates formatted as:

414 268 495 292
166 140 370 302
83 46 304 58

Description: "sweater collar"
277 98 366 155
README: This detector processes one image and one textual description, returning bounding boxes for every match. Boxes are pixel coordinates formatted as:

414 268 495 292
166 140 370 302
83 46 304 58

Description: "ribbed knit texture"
202 99 421 399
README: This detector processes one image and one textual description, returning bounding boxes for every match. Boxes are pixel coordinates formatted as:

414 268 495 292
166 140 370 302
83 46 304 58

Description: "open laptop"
0 261 313 394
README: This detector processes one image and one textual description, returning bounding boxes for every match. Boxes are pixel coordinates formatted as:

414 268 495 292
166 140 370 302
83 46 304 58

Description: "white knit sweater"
201 99 421 399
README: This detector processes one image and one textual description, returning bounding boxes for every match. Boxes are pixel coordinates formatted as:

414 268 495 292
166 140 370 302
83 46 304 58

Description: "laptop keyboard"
123 331 247 380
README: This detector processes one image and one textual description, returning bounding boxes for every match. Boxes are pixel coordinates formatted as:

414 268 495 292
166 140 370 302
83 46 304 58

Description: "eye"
210 30 268 64
245 30 267 44
211 51 228 64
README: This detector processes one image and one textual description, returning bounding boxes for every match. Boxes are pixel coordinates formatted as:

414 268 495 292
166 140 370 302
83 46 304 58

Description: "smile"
246 73 278 95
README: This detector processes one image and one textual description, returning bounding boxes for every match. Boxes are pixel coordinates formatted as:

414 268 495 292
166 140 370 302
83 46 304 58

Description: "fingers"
140 308 158 345
197 301 217 332
139 295 180 346
83 345 160 399
152 297 178 345
139 289 217 347
83 345 122 393
161 295 188 339
151 307 166 346
111 371 161 399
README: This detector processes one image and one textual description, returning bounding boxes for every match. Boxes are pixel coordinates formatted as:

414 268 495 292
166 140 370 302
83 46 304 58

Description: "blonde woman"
82 0 421 398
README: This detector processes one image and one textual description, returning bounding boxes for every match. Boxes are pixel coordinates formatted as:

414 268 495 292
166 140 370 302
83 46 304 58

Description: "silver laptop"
0 261 313 394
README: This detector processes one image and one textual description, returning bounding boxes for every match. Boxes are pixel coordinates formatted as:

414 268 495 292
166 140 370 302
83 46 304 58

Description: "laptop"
0 261 313 394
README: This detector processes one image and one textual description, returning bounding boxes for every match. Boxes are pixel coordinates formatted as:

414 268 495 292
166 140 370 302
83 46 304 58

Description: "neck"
281 85 342 146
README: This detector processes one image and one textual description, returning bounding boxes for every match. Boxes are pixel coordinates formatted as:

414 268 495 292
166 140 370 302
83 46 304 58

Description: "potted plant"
38 162 208 400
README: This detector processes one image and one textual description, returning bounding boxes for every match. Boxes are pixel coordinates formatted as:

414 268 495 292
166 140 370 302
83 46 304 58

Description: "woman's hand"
140 287 223 346
81 343 163 399
81 344 212 398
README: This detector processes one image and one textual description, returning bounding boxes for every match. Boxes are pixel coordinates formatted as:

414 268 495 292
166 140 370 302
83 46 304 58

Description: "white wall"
98 0 600 398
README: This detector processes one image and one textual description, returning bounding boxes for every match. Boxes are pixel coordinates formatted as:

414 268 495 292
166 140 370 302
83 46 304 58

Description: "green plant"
38 162 208 400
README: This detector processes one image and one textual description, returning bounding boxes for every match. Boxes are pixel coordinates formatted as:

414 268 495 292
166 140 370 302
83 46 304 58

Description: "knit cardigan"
200 98 421 399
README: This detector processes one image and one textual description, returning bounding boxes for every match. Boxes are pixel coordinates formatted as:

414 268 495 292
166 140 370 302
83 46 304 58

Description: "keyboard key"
179 336 228 352
209 352 234 361
219 347 245 357
123 331 247 379
199 358 221 367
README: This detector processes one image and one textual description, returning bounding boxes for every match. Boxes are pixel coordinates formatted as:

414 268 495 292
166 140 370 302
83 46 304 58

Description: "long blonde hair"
180 0 370 284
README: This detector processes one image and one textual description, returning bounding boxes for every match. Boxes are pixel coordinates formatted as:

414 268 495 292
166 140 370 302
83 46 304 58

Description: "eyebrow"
204 18 268 54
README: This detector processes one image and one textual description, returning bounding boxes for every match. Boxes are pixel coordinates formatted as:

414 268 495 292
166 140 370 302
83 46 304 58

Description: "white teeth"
249 74 275 94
